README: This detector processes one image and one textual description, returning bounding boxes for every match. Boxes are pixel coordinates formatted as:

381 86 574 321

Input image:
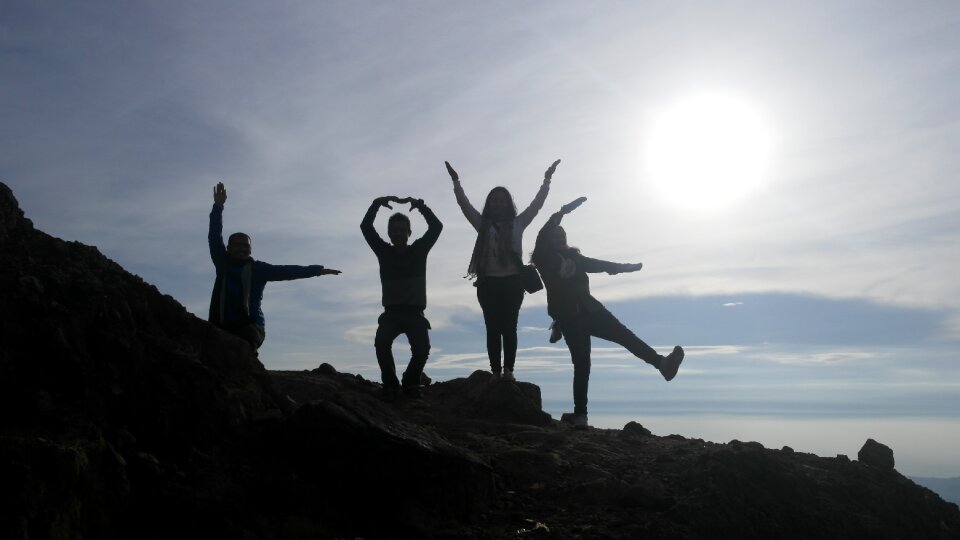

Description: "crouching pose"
208 182 340 351
531 197 684 429
361 196 443 401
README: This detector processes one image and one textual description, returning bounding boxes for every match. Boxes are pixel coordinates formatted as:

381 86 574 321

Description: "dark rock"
0 182 31 241
621 421 652 437
858 438 895 469
423 370 551 426
1 181 959 540
276 398 495 535
311 362 337 376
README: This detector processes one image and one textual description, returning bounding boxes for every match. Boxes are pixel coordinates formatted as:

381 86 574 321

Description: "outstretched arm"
260 262 341 282
446 161 482 230
579 257 642 275
517 159 561 226
209 182 228 265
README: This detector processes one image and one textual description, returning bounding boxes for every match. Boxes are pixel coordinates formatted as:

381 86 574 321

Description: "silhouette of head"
482 187 517 221
227 232 252 260
387 213 412 247
547 226 568 250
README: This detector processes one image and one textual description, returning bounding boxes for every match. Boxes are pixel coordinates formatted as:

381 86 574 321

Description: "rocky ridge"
1 181 958 539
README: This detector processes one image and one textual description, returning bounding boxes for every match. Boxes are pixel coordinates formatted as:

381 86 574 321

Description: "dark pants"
476 275 524 373
559 307 662 415
374 309 431 389
222 322 266 351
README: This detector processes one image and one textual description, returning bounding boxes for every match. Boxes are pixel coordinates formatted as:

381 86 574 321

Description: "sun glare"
643 93 772 212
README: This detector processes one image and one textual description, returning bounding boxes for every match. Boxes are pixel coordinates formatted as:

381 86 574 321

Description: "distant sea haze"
540 399 960 481
910 477 960 506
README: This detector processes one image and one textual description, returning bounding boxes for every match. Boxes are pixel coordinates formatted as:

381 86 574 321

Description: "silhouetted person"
531 197 684 429
208 182 340 350
361 196 443 401
445 159 560 382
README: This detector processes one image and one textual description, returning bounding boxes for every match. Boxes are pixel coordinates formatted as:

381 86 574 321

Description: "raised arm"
544 196 586 230
517 159 560 226
446 161 482 230
409 198 443 248
209 182 228 265
361 196 400 251
532 196 587 271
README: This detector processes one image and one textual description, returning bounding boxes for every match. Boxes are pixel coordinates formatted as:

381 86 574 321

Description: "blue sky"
3 2 959 476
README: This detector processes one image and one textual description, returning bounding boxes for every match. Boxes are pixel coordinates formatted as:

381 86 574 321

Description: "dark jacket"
208 203 324 327
361 201 442 310
532 214 634 319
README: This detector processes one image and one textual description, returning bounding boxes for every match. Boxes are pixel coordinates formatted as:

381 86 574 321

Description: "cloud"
750 350 882 365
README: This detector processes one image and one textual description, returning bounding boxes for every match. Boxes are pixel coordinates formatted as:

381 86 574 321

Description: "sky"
2 1 959 477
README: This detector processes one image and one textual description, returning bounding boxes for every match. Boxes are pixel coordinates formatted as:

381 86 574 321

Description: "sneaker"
572 413 589 430
402 385 423 399
490 371 502 382
502 369 516 382
549 321 562 343
659 346 684 382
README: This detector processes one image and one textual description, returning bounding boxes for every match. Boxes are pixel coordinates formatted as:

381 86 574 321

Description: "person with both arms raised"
208 182 341 351
361 195 443 401
445 159 560 382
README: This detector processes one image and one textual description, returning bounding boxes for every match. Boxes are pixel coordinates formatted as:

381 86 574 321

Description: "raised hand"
560 196 587 214
544 159 561 181
444 161 459 182
375 196 402 209
320 268 342 275
407 197 425 212
214 182 227 205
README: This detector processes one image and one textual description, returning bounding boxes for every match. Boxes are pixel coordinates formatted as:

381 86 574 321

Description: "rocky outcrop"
859 438 895 470
2 181 959 539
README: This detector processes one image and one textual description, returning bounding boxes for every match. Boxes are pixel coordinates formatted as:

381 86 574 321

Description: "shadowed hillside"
2 181 958 539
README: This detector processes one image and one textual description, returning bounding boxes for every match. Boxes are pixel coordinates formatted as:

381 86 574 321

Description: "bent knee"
410 345 431 359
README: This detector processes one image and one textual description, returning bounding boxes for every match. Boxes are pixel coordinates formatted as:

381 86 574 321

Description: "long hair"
480 186 517 221
467 187 518 278
532 224 579 269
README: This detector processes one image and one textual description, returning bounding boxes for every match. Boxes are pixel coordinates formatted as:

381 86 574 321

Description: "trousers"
374 308 431 389
558 307 662 415
476 274 524 373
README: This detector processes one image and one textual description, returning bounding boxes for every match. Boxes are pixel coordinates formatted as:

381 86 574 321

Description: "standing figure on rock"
208 182 341 351
531 197 684 429
445 159 560 382
361 196 443 401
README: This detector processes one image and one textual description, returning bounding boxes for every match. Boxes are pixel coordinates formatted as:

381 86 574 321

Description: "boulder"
858 438 895 470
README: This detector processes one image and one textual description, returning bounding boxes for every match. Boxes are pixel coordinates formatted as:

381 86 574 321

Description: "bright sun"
643 93 772 212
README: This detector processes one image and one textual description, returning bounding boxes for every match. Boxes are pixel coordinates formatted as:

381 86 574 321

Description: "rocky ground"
2 180 959 539
268 366 960 539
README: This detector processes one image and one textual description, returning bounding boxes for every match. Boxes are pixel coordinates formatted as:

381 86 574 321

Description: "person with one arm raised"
531 196 684 429
208 182 340 352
